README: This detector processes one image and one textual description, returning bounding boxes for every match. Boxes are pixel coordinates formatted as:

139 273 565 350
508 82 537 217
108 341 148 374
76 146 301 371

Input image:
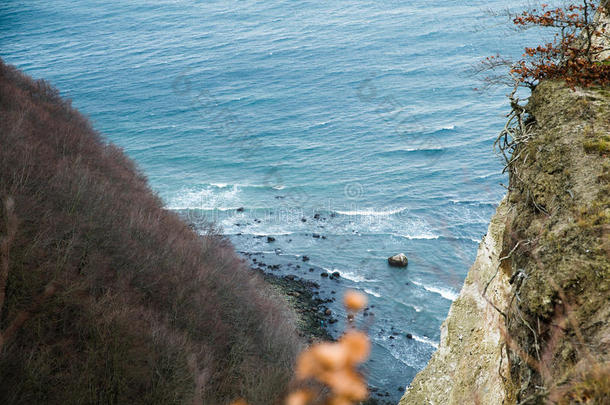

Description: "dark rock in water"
320 272 329 278
330 212 336 218
331 271 340 279
267 236 275 242
302 255 310 262
389 335 395 340
286 275 295 281
314 213 320 219
309 268 314 272
321 235 327 239
388 253 409 267
236 207 244 212
301 217 307 222
406 333 413 339
312 233 320 238
324 309 332 316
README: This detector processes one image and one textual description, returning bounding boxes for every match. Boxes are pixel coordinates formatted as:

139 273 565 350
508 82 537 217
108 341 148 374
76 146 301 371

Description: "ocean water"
1 0 544 401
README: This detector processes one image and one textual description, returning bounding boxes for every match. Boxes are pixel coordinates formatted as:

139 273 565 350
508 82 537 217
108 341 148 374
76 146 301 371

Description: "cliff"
400 81 609 404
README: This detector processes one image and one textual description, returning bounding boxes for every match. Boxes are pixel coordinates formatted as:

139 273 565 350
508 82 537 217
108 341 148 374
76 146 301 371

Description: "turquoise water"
1 0 541 401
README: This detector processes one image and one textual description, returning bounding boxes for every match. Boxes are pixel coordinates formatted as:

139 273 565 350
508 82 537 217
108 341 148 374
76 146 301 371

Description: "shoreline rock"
388 253 408 267
253 268 333 342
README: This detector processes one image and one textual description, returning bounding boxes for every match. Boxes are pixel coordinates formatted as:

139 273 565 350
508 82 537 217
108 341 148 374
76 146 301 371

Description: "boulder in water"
388 253 408 267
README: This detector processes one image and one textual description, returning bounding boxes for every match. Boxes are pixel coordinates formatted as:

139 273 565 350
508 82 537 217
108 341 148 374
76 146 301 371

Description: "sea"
1 0 545 401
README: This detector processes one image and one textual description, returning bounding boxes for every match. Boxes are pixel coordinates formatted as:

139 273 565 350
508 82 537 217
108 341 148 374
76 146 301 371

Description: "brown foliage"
0 59 301 404
482 1 610 89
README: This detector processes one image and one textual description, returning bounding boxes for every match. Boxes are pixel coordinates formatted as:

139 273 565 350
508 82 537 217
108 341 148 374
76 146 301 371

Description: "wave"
412 334 439 349
389 232 439 240
321 268 379 283
448 199 499 207
334 207 408 216
166 185 241 210
411 280 459 301
364 288 381 298
235 231 294 237
166 181 292 210
395 146 445 152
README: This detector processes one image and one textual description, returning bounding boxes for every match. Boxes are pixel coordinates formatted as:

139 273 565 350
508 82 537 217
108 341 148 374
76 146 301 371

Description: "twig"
0 197 17 315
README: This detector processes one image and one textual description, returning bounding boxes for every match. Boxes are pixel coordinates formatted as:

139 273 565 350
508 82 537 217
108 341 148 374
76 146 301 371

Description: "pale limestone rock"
399 198 514 405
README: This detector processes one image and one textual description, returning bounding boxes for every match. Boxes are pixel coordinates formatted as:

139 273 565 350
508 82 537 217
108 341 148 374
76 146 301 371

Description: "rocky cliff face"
399 198 514 404
400 80 609 404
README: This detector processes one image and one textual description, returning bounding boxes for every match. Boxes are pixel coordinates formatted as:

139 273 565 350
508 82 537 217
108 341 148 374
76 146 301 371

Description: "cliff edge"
400 80 609 404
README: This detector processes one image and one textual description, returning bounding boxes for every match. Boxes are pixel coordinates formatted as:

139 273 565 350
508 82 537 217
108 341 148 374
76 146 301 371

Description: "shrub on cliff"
481 0 610 89
0 59 301 404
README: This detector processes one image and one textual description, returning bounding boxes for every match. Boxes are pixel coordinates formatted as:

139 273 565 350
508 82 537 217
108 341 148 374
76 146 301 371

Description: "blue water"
1 0 544 401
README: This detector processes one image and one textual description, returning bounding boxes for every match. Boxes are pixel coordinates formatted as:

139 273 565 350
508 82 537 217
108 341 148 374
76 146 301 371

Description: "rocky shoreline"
253 267 334 342
243 251 398 405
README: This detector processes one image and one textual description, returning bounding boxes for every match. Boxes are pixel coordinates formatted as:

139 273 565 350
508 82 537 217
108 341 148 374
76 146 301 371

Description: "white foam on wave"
363 288 381 298
167 182 295 210
166 184 241 210
322 268 378 283
335 207 407 216
397 146 445 152
246 231 294 236
390 232 439 240
412 334 439 349
412 280 459 301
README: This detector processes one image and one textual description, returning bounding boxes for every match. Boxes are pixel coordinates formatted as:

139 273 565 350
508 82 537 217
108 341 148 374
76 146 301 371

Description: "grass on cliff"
502 80 610 404
0 59 302 405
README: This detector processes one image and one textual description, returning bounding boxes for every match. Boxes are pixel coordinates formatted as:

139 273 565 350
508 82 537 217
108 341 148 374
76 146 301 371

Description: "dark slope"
0 60 300 405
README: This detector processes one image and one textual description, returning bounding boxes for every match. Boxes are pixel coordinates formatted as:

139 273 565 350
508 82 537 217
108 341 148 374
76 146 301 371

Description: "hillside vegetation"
0 59 301 405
